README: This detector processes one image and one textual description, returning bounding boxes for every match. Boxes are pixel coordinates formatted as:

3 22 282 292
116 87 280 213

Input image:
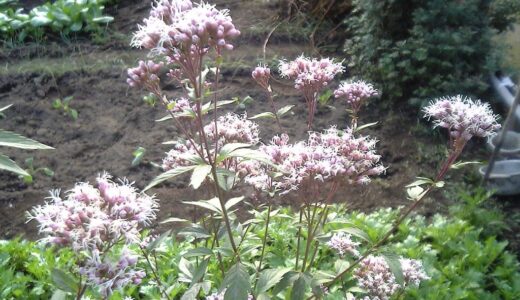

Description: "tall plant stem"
139 246 171 300
266 90 282 132
257 204 272 273
301 203 319 272
295 208 304 270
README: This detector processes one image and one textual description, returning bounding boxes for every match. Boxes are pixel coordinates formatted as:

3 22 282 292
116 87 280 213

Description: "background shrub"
344 0 520 107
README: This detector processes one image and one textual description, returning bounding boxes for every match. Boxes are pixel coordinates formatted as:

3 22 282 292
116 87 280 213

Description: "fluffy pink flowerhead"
28 173 158 251
204 113 260 146
327 231 360 257
354 255 429 300
278 55 343 91
423 95 500 142
334 80 379 114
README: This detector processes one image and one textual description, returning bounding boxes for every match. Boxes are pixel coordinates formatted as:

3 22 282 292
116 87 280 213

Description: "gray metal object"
487 130 520 157
479 160 520 195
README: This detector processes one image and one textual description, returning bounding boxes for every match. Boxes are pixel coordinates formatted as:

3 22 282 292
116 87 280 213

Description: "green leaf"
69 109 78 120
335 227 371 243
450 161 481 170
0 154 30 177
144 165 196 191
406 177 434 187
190 165 212 189
178 224 211 239
51 268 78 294
156 115 172 122
183 247 213 258
146 230 171 251
183 198 222 214
382 253 404 285
255 268 292 295
160 217 189 224
291 274 307 300
225 196 244 211
276 105 294 117
50 290 68 300
30 15 52 26
216 143 251 163
181 283 201 300
0 130 53 150
131 147 146 167
192 258 210 283
41 167 54 177
0 104 12 113
223 263 251 300
354 121 378 132
249 112 276 120
92 16 114 23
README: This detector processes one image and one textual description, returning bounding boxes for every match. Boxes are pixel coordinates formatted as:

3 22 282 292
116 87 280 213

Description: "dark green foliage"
344 0 519 107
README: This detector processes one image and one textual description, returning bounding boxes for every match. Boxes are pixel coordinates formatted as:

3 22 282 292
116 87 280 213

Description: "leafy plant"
131 146 146 167
19 156 54 184
0 104 53 178
0 0 114 42
52 96 78 120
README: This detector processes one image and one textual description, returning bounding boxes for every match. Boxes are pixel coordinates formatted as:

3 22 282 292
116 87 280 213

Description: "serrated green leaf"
382 253 404 285
0 130 53 150
51 268 77 294
223 263 251 300
291 274 307 300
144 165 196 191
255 268 292 295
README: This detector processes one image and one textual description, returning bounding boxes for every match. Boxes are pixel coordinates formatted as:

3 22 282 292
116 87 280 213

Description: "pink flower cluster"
162 113 260 171
334 80 379 114
278 55 343 128
327 231 360 257
246 127 384 194
252 65 271 90
279 55 343 91
28 173 157 296
132 0 240 52
80 248 145 297
354 255 429 300
127 60 164 90
204 113 260 146
423 95 500 142
29 173 158 250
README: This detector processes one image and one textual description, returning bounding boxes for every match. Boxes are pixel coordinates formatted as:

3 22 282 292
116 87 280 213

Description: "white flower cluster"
334 80 379 114
132 0 240 52
327 232 360 257
245 127 385 194
423 95 500 141
354 255 429 300
28 173 157 296
279 55 343 91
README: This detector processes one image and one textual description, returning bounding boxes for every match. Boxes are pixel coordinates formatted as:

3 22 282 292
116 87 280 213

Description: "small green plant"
143 93 157 107
19 156 54 184
52 96 78 120
131 146 146 167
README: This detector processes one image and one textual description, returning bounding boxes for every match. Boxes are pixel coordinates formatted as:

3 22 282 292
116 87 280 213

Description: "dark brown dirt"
0 0 488 240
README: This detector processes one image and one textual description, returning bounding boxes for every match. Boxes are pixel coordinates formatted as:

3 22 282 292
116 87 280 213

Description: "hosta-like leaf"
144 165 196 191
0 130 53 150
291 274 307 300
0 154 29 176
223 263 251 300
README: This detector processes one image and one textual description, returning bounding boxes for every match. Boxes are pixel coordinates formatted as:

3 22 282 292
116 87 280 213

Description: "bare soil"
0 0 503 241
